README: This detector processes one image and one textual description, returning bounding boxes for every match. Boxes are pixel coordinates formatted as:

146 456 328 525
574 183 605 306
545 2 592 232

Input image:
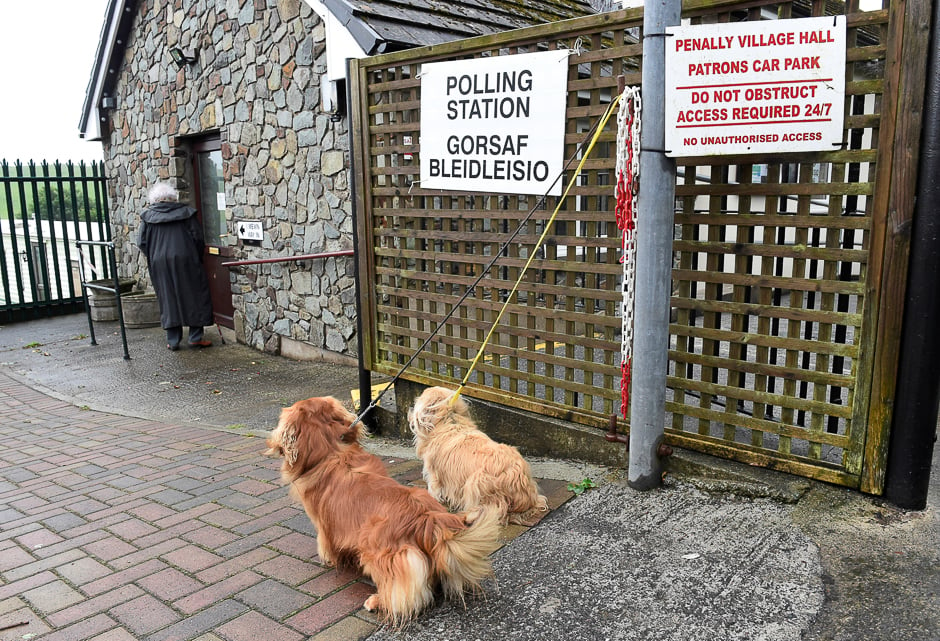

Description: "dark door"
191 137 235 328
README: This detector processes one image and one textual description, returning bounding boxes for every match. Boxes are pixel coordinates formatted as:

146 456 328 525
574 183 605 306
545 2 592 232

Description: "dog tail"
435 507 501 601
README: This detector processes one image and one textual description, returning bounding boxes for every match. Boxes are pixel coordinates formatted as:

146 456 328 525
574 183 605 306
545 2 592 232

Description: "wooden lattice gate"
349 0 928 493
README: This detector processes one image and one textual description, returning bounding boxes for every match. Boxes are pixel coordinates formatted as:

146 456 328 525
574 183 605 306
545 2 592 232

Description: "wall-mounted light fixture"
169 47 197 70
324 80 347 122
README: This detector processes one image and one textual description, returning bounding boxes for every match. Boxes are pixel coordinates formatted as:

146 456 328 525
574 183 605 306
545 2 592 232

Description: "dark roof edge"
319 0 390 55
79 0 137 141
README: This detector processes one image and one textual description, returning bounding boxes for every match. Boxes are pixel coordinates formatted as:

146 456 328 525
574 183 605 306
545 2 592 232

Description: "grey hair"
147 181 179 205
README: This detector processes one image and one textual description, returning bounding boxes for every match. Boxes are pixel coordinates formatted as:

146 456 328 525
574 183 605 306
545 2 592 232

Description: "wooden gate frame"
348 0 930 493
860 0 932 493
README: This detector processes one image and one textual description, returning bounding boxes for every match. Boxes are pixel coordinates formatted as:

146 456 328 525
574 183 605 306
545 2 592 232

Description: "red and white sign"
664 16 846 157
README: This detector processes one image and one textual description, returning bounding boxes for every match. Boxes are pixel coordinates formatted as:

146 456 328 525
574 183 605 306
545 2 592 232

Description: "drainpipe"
345 57 375 431
629 0 682 490
884 0 940 509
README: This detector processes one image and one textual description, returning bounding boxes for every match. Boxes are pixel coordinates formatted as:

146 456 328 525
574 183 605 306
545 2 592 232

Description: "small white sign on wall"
420 50 570 196
664 16 846 157
237 221 263 241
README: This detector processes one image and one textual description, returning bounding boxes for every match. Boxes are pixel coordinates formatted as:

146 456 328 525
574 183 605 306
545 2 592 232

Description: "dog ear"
410 387 458 434
281 423 300 465
269 412 300 466
276 398 348 471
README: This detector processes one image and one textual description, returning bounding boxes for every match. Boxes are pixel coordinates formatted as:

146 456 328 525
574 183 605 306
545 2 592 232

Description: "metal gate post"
629 0 682 490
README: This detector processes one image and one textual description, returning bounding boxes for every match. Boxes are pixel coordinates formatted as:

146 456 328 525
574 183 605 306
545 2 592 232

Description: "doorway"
189 135 235 328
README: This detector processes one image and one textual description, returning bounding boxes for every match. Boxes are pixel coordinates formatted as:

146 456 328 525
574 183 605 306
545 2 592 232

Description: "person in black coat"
137 181 214 351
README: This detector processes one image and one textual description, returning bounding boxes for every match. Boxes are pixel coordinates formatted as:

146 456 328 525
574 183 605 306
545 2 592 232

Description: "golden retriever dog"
409 386 549 526
265 396 501 626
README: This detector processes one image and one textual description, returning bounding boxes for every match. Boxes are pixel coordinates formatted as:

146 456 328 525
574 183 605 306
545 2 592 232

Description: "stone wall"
103 0 357 358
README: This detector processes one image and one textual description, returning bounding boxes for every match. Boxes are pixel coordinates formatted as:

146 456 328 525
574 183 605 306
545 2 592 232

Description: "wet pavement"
0 314 938 641
0 315 361 436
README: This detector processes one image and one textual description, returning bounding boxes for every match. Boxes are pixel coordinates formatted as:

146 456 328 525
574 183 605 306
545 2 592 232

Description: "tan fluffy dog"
409 386 548 526
265 396 501 626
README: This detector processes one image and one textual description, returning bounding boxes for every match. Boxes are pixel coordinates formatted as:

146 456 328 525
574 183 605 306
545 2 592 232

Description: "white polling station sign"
664 16 846 157
419 50 570 196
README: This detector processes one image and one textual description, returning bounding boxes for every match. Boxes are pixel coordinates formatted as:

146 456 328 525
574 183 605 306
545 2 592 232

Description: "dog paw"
509 508 544 527
509 514 538 527
364 594 381 611
316 545 334 566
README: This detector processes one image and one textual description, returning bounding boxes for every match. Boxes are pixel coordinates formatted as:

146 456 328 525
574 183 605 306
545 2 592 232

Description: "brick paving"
0 371 573 640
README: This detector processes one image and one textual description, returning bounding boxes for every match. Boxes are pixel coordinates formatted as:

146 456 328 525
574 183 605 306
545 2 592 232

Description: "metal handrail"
75 239 130 360
221 249 355 268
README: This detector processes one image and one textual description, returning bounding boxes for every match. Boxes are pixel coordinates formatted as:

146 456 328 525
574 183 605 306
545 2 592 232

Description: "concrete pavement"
0 314 937 640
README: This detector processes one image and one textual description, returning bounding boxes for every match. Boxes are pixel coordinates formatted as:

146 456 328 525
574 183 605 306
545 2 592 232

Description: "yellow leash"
450 92 625 405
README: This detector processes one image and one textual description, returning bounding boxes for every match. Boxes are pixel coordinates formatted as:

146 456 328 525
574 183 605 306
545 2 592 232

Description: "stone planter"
121 291 161 328
86 278 135 321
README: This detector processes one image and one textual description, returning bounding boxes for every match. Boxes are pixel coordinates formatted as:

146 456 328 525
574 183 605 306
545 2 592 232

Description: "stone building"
79 0 596 361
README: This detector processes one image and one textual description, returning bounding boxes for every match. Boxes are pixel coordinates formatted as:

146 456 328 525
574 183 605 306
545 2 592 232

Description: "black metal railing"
0 159 110 322
76 240 130 360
